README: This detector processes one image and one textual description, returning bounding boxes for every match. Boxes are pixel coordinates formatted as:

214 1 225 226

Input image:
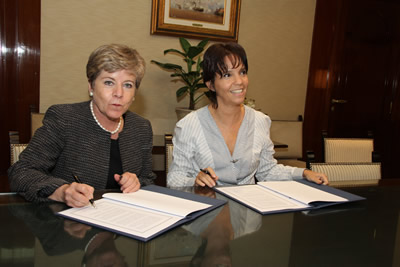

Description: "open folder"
58 185 226 241
214 180 365 215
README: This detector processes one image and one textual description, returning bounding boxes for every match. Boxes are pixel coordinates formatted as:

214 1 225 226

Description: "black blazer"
8 101 155 202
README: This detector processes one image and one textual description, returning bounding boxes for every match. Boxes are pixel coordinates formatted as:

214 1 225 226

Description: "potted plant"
151 37 209 119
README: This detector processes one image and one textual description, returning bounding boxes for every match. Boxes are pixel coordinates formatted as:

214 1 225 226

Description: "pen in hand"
72 173 96 208
200 168 218 187
200 169 211 176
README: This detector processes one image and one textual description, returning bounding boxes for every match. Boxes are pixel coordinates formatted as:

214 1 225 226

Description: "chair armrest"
310 162 381 187
10 144 28 165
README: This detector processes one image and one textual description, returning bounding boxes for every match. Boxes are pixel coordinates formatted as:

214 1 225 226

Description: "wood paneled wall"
303 0 400 179
0 0 40 191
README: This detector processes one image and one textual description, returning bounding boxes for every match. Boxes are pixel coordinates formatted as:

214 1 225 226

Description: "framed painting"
151 0 242 42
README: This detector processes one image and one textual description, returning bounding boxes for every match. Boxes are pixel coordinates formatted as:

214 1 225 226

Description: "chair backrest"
10 144 28 165
31 112 44 138
270 120 303 159
165 134 173 175
324 138 374 163
311 162 381 187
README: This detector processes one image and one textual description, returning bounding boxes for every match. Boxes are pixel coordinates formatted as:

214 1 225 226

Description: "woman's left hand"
303 169 329 185
114 172 141 193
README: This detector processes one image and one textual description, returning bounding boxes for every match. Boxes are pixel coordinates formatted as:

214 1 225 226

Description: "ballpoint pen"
72 173 96 208
200 169 211 176
200 169 219 186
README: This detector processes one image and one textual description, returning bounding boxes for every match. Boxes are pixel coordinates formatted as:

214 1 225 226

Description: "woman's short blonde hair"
86 44 145 89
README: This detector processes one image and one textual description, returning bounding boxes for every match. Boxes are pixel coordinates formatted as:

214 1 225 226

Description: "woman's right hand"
63 220 92 238
49 183 94 208
195 168 219 188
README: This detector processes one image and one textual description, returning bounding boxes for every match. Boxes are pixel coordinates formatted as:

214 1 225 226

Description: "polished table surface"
2 183 400 267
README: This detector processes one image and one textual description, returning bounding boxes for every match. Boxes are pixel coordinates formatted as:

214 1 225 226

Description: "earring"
89 91 93 97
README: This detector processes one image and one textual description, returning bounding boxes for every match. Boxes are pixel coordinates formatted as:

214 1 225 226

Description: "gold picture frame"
151 0 241 42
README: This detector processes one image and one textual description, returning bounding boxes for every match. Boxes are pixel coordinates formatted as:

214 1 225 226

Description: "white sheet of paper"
103 190 211 217
60 198 182 239
257 181 347 204
216 185 309 213
58 189 212 239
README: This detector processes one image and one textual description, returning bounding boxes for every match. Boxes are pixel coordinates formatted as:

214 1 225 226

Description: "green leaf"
197 38 209 49
176 86 189 97
194 92 206 103
187 47 203 59
188 71 201 77
172 73 190 84
164 49 185 57
196 59 202 72
194 79 206 87
179 38 191 54
184 58 196 65
151 61 183 71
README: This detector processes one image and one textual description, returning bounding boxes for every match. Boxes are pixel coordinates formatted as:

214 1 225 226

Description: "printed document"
215 181 347 214
58 189 211 240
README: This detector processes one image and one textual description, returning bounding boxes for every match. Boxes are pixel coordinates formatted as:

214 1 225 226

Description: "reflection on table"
2 182 400 266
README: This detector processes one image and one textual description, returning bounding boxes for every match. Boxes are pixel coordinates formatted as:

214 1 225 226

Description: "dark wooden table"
2 182 400 266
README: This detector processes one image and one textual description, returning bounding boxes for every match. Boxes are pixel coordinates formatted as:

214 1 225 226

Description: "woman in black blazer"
8 44 155 207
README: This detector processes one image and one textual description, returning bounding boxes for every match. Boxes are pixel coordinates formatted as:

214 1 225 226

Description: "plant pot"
175 107 194 121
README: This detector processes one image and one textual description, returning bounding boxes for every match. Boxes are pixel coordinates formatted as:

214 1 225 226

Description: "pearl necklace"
90 101 122 135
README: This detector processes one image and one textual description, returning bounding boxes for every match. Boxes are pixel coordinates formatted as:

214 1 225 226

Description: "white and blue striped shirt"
167 105 304 187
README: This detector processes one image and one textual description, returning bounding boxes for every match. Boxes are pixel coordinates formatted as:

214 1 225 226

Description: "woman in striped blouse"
167 42 328 188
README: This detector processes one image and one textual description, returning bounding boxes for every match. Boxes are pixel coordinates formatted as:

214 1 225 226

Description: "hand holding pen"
48 174 95 208
195 168 219 188
72 173 96 208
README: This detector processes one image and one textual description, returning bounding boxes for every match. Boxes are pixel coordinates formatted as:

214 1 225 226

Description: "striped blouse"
167 105 304 187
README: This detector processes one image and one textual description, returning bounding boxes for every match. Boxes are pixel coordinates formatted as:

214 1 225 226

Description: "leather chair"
323 137 378 163
9 112 44 166
307 131 381 187
30 112 44 138
10 144 28 165
307 131 380 167
310 162 381 187
270 118 306 168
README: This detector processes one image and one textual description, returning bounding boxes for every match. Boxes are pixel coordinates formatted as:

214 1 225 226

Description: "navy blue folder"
214 180 365 215
58 185 226 242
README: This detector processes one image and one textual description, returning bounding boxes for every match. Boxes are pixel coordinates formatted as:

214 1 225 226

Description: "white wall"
41 0 316 134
